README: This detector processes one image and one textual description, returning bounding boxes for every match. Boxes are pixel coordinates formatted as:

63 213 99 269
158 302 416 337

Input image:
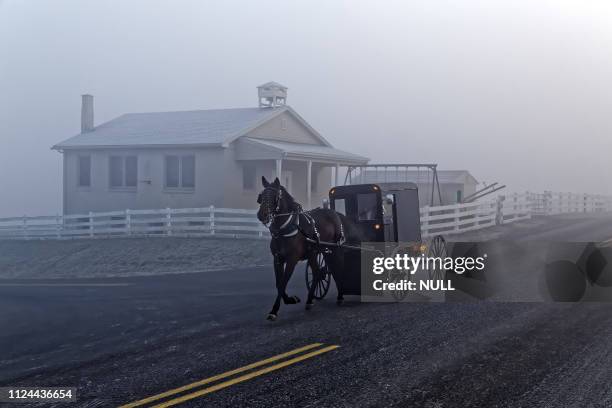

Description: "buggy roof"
330 184 383 197
330 183 418 197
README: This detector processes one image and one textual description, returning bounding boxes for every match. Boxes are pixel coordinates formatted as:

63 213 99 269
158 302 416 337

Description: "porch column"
275 159 282 180
306 160 312 209
335 163 340 186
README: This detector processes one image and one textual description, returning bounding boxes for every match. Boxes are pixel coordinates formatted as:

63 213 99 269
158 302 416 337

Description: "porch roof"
236 137 369 165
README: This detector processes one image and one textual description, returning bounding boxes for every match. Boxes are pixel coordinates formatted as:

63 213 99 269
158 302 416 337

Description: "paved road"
2 214 612 407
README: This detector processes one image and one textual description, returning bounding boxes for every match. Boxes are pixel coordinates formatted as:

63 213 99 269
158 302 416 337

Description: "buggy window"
334 198 346 216
357 193 378 221
383 194 394 222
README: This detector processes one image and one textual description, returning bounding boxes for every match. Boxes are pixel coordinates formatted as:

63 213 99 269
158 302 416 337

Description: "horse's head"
257 176 292 226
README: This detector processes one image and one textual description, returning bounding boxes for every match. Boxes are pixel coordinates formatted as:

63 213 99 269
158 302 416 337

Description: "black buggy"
305 183 448 300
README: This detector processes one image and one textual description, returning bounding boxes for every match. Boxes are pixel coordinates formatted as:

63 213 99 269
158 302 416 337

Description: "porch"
234 137 369 209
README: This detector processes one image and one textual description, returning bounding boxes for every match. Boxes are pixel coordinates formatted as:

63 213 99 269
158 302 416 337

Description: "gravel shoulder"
0 237 272 279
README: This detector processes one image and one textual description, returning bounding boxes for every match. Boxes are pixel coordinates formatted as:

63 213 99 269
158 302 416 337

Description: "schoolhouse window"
125 156 137 187
165 156 180 188
181 156 195 188
77 155 91 187
109 156 124 188
165 155 195 189
109 156 137 188
243 164 256 190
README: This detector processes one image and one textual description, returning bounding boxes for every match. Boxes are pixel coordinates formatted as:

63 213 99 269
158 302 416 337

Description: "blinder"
258 186 284 225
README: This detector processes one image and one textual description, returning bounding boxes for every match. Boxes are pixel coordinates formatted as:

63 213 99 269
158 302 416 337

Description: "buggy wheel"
388 269 410 301
388 245 413 301
305 252 331 300
427 235 448 280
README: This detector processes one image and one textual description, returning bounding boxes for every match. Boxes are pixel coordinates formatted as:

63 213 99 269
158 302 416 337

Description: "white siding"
63 148 226 214
245 111 321 145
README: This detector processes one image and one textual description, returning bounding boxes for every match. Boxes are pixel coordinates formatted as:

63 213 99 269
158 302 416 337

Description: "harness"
271 212 301 238
260 186 345 246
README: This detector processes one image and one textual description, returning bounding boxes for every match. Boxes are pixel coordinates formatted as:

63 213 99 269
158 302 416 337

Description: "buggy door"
329 185 385 296
331 187 384 242
390 188 421 242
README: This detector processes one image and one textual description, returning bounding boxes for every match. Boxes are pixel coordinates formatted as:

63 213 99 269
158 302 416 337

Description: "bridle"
258 186 308 239
257 186 285 227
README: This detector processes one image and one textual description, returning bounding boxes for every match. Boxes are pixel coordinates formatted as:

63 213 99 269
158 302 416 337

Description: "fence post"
89 212 94 238
496 195 505 225
454 205 460 232
22 215 27 239
56 214 61 239
126 209 131 236
166 208 172 236
544 191 552 215
210 205 215 235
525 192 532 219
421 206 429 238
525 193 532 220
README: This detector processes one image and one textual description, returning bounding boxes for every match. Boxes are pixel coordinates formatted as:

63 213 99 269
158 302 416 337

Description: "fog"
1 0 611 217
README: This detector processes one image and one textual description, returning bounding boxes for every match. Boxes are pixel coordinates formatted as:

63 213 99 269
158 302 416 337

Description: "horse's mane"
279 186 302 212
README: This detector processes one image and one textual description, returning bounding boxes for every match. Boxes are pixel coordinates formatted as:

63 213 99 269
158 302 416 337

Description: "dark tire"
427 235 448 280
389 245 413 301
388 268 410 301
305 252 331 300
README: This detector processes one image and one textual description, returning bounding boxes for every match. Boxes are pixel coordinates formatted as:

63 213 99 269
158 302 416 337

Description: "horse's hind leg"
305 254 321 310
330 249 345 305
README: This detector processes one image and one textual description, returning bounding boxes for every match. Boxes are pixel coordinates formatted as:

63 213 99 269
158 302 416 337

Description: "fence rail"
1 191 611 241
420 200 498 237
0 206 268 240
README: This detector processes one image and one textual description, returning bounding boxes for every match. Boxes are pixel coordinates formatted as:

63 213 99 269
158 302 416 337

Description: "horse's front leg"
267 255 284 321
281 257 301 305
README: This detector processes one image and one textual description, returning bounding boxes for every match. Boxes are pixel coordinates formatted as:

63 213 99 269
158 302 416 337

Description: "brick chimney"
81 94 94 133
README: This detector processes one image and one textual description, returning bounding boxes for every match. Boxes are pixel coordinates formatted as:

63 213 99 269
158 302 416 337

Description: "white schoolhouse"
53 83 369 215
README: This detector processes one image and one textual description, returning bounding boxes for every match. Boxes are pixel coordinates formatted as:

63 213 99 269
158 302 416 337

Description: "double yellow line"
119 343 339 408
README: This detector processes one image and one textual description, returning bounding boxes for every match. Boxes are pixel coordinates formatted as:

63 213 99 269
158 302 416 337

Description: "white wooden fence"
419 193 533 237
420 192 612 237
0 207 267 240
420 200 498 237
1 192 611 241
525 191 612 216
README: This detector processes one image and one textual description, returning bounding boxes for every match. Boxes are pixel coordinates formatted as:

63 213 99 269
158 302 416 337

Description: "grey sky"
1 0 611 217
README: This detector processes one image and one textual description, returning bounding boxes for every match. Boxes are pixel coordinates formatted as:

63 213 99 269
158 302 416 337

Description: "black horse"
256 176 360 320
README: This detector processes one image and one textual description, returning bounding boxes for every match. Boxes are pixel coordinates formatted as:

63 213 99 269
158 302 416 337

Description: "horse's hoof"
285 296 300 305
336 298 344 306
266 313 277 321
305 302 314 311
